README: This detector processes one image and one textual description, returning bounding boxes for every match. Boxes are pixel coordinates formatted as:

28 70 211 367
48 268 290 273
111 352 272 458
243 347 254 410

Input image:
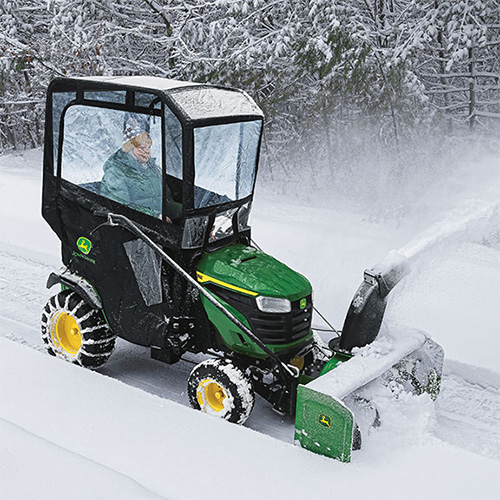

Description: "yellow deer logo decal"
319 413 332 428
76 237 92 255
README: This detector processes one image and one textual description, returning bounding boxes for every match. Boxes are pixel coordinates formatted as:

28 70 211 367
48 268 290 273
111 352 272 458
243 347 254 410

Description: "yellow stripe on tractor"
196 271 258 297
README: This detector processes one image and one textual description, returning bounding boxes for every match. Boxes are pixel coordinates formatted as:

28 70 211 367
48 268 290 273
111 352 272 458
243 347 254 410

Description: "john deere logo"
319 413 332 428
76 237 92 255
300 298 307 310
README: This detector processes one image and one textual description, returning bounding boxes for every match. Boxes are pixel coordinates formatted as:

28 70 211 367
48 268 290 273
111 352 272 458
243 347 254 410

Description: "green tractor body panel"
319 352 352 376
197 244 312 301
197 243 313 357
295 384 354 462
201 290 313 358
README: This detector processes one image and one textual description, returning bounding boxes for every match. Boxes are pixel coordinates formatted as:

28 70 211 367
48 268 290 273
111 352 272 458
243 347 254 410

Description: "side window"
84 90 126 104
135 92 161 109
193 120 261 208
52 92 76 172
60 105 163 217
165 106 183 180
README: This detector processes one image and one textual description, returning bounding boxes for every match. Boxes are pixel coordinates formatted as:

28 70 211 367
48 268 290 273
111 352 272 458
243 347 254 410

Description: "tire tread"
41 289 115 370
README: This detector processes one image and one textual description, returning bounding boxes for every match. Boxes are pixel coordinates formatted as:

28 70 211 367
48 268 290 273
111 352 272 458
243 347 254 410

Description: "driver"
100 114 182 220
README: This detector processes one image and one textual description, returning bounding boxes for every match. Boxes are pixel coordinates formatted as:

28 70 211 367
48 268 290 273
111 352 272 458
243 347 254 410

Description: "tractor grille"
207 285 312 345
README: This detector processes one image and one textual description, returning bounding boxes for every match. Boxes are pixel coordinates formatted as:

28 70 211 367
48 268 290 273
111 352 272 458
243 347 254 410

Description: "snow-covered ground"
1 148 499 499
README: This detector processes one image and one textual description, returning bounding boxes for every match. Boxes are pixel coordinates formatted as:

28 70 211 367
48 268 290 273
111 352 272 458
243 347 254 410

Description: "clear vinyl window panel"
84 90 126 104
135 92 161 109
194 120 262 208
60 105 163 217
52 91 76 172
165 106 183 180
124 239 163 306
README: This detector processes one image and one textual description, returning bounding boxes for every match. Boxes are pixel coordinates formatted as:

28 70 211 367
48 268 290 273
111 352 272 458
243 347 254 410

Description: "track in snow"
0 247 54 345
436 365 500 460
0 243 498 459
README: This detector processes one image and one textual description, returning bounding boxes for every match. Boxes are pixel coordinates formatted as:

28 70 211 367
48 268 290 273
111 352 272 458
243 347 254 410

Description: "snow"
2 338 499 500
75 75 198 91
398 198 499 260
170 87 263 120
0 419 163 500
390 241 500 371
307 326 428 398
1 148 500 499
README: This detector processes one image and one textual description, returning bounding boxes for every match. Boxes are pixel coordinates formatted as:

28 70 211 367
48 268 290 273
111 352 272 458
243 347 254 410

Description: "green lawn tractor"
40 76 444 462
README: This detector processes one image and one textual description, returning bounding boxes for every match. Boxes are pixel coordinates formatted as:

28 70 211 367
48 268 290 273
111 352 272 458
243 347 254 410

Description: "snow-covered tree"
394 0 500 132
0 0 498 157
0 0 53 149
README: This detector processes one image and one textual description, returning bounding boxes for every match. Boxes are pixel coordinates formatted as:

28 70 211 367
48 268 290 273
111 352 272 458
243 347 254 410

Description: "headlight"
256 296 291 313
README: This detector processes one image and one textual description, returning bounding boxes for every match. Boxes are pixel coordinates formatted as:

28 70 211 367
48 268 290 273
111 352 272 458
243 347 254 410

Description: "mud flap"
294 384 354 462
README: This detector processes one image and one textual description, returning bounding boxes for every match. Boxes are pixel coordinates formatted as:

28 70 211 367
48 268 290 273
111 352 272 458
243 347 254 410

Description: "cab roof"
50 76 264 123
74 75 197 92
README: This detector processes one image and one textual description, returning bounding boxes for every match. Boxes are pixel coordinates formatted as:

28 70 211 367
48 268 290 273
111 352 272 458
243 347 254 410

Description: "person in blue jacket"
100 114 181 221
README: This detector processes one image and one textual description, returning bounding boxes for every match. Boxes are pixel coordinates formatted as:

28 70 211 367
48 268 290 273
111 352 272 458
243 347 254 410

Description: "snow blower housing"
41 76 444 462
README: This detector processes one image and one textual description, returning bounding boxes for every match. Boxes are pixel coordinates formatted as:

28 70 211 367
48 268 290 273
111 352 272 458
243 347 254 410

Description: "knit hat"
122 113 150 146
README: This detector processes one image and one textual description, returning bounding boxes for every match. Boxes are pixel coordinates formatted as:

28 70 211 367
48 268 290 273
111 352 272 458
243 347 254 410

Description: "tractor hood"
196 244 312 302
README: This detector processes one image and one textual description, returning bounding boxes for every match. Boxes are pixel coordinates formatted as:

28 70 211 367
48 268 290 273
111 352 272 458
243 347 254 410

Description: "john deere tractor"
41 76 443 461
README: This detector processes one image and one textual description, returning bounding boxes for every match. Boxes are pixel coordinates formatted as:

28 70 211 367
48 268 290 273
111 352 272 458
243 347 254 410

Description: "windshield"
194 120 262 209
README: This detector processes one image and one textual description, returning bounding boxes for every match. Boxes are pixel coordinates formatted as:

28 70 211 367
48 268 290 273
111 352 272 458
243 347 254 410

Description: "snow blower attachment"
295 250 443 461
337 250 410 352
40 76 444 463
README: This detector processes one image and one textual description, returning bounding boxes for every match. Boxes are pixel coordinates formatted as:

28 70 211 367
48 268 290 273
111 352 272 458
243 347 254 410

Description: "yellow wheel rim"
197 379 227 412
51 312 82 355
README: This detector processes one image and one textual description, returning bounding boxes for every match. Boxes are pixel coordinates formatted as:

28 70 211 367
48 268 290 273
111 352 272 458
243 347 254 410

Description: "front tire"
188 358 255 424
41 289 115 369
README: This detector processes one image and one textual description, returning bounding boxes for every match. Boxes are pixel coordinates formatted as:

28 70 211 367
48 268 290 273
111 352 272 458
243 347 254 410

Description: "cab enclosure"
42 76 314 376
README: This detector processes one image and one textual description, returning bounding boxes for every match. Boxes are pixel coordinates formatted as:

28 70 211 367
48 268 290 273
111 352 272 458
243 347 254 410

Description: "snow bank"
0 419 163 500
1 338 499 500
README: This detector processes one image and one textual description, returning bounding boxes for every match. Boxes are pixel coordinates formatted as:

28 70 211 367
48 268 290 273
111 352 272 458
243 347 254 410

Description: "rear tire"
188 358 255 424
41 289 115 369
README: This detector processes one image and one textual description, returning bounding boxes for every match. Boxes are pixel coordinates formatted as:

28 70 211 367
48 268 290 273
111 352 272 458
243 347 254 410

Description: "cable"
313 306 341 337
